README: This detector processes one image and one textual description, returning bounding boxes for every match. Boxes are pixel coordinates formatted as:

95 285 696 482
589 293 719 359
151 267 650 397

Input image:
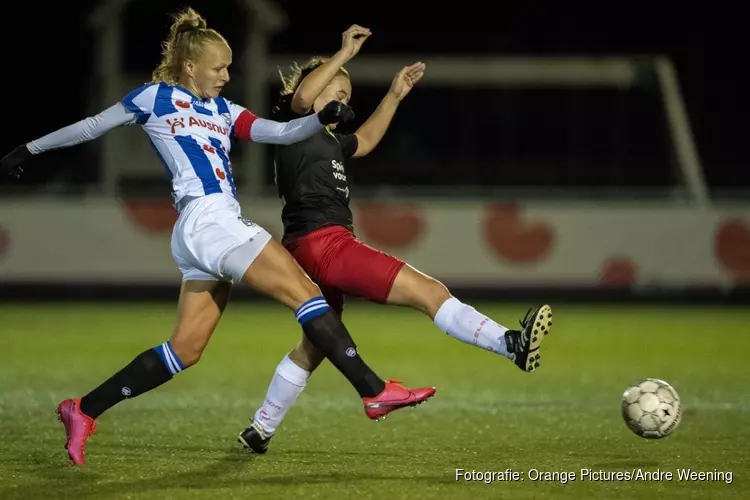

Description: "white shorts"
171 193 273 282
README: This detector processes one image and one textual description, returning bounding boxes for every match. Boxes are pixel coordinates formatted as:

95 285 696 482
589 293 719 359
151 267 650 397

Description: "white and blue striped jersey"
26 82 325 204
121 83 245 201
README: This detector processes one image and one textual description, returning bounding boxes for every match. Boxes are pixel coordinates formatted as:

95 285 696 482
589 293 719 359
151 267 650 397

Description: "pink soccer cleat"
362 379 436 421
56 398 97 465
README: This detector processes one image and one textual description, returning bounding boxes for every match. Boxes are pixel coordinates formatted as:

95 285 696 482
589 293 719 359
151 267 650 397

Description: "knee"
415 277 452 317
390 265 452 317
303 280 322 300
169 333 206 368
288 268 323 307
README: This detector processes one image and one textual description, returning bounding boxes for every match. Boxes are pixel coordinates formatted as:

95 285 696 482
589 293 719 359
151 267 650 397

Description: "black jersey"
272 95 359 242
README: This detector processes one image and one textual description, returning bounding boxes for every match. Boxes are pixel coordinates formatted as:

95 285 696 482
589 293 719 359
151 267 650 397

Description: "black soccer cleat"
504 304 552 372
238 420 272 454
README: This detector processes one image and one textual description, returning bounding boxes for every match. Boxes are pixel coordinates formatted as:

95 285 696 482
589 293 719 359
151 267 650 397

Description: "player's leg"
57 279 231 465
234 230 435 450
258 287 338 431
227 236 388 400
312 227 552 372
262 328 328 429
238 233 338 452
234 239 434 417
235 237 433 413
387 265 552 372
239 288 336 453
240 231 428 445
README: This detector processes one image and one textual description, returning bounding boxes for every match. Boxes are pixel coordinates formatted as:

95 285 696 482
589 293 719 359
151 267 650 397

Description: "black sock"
79 342 185 419
296 298 385 398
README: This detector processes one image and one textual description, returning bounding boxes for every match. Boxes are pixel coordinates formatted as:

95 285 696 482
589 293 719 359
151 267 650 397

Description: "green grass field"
1 302 748 499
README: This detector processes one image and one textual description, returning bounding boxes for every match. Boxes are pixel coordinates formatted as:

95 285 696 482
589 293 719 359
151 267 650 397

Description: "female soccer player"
0 11 434 466
237 25 553 454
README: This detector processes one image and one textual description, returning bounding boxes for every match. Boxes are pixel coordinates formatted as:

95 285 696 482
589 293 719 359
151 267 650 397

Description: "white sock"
253 355 310 435
433 297 511 359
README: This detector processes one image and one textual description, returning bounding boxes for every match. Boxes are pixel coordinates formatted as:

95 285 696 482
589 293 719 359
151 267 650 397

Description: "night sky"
1 1 746 191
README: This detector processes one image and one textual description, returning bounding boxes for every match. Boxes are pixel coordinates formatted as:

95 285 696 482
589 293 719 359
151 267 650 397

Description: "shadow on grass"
1 446 454 500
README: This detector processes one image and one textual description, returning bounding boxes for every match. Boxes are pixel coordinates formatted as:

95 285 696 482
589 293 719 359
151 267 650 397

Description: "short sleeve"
334 133 359 158
120 84 159 124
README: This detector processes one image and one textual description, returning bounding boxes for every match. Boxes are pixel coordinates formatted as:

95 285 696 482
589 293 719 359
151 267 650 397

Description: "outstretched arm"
242 113 325 146
230 101 354 145
353 62 425 158
1 103 137 179
291 25 371 115
27 103 136 154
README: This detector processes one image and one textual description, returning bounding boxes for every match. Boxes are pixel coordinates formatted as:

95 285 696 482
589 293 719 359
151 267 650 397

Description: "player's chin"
209 87 224 98
327 123 339 130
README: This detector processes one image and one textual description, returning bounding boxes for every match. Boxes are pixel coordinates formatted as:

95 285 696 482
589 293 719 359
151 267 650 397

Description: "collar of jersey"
174 84 211 103
324 126 338 141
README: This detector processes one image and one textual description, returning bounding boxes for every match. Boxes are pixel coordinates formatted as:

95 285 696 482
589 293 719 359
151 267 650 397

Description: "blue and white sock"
295 295 385 397
295 296 330 325
434 297 511 358
153 341 186 376
79 341 187 419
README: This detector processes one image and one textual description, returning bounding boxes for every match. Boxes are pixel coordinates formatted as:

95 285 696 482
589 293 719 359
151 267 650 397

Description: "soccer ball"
621 378 682 439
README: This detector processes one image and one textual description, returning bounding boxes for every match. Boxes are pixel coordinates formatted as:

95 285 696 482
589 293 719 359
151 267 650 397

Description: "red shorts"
284 225 406 315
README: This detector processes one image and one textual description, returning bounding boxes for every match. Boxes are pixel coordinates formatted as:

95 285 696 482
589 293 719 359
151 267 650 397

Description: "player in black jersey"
238 25 553 454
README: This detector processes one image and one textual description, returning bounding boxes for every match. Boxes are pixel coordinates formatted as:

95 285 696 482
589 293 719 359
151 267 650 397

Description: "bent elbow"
290 94 313 116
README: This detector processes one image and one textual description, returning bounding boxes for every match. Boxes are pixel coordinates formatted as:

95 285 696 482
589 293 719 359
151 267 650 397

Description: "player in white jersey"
0 8 435 466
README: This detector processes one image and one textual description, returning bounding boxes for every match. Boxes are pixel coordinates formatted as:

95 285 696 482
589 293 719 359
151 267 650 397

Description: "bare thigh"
241 238 322 311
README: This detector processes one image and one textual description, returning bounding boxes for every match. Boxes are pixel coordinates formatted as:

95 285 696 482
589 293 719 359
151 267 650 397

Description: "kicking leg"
388 264 552 372
285 229 550 369
225 236 434 434
234 238 385 398
57 279 231 465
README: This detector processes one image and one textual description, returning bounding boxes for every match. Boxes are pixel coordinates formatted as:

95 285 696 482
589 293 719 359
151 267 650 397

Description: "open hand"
388 62 426 101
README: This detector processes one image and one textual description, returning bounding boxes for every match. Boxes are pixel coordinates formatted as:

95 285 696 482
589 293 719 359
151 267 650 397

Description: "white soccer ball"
621 378 682 439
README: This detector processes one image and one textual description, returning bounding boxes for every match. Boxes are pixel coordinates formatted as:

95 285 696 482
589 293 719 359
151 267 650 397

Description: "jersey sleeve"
334 133 359 158
26 103 137 154
219 97 324 146
120 84 159 124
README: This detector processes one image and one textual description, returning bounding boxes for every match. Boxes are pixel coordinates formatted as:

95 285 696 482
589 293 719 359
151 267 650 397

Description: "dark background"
1 1 746 196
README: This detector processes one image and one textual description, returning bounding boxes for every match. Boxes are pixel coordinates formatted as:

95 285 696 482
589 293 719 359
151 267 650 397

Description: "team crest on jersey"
221 113 232 127
166 117 185 134
238 215 256 227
